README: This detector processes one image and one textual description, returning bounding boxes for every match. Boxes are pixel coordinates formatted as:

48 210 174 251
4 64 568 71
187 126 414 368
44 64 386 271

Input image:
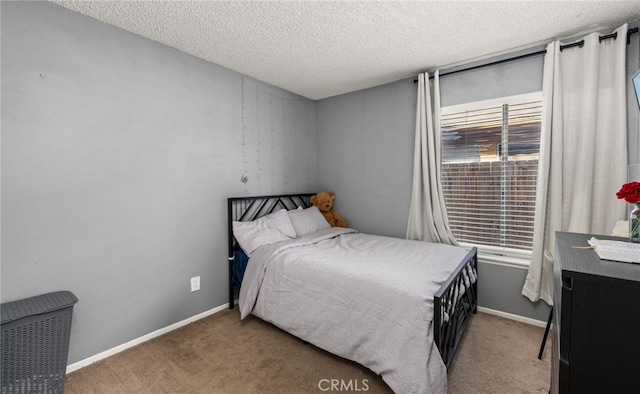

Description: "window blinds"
441 100 542 251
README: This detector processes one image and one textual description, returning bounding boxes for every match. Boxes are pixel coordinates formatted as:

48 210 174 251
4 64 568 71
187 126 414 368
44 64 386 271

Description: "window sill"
458 242 532 269
476 253 531 269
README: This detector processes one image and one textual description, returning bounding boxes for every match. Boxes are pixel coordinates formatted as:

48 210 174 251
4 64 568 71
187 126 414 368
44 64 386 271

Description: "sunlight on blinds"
441 100 542 251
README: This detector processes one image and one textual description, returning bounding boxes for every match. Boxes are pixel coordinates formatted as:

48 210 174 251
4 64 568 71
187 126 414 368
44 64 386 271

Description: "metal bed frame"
227 193 314 308
227 193 477 369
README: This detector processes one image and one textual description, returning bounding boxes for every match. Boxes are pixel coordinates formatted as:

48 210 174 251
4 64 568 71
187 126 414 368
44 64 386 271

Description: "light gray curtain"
407 72 457 245
522 24 629 305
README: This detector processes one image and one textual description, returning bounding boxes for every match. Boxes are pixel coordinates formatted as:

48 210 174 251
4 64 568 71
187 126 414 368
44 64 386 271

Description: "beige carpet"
65 309 551 393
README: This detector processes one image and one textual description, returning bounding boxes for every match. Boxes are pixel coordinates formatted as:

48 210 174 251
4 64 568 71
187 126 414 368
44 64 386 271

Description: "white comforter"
239 228 469 394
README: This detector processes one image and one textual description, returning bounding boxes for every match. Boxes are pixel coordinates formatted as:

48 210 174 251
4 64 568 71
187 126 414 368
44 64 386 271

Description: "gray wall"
313 77 548 321
439 49 545 107
316 76 551 322
3 0 638 367
317 35 640 322
1 1 316 364
316 81 416 237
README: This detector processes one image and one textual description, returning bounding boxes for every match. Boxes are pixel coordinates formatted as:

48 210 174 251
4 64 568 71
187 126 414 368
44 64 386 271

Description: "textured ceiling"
50 1 640 100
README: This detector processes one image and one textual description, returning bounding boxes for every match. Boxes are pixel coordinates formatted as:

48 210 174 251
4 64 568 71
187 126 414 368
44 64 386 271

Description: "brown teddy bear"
310 192 347 228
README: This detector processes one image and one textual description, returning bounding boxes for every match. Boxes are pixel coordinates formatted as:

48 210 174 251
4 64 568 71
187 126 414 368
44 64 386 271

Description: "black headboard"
227 193 314 308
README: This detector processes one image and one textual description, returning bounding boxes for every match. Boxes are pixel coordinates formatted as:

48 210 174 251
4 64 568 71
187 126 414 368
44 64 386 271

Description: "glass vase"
630 204 640 243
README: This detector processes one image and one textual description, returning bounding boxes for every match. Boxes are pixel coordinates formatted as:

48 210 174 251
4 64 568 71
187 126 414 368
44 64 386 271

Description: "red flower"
617 181 640 204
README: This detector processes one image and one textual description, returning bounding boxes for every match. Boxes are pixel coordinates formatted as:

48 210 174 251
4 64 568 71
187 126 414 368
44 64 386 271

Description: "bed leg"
228 257 235 309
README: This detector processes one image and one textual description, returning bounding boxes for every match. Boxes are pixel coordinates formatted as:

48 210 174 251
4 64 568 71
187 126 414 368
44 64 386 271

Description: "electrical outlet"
190 276 200 292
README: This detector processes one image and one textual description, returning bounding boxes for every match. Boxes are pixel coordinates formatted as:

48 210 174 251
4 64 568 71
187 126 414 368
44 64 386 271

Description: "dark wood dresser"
552 232 640 393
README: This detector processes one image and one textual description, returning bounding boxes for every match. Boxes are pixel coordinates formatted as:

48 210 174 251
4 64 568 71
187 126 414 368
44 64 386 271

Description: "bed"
227 193 478 393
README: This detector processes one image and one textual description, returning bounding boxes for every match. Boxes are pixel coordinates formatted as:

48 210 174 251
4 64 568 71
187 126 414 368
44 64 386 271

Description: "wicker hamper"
1 291 78 394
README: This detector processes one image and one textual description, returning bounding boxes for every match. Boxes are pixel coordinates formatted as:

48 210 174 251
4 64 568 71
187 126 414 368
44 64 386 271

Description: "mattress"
239 227 470 394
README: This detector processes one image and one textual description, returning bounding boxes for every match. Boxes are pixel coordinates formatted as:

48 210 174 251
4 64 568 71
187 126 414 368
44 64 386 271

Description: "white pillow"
288 206 330 237
232 209 296 254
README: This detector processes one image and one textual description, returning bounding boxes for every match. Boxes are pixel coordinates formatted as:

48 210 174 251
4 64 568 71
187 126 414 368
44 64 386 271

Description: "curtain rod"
414 49 546 81
559 26 638 51
414 27 639 82
434 50 547 79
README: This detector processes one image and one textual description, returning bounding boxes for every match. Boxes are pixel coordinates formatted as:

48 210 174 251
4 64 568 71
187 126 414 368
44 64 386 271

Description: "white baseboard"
66 303 230 374
67 303 545 374
478 306 548 328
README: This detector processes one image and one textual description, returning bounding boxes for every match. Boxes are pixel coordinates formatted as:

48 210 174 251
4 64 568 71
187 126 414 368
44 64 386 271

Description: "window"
440 94 542 262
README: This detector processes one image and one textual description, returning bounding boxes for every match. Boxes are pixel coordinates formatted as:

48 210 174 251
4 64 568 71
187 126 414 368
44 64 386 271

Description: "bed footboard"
434 247 478 368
